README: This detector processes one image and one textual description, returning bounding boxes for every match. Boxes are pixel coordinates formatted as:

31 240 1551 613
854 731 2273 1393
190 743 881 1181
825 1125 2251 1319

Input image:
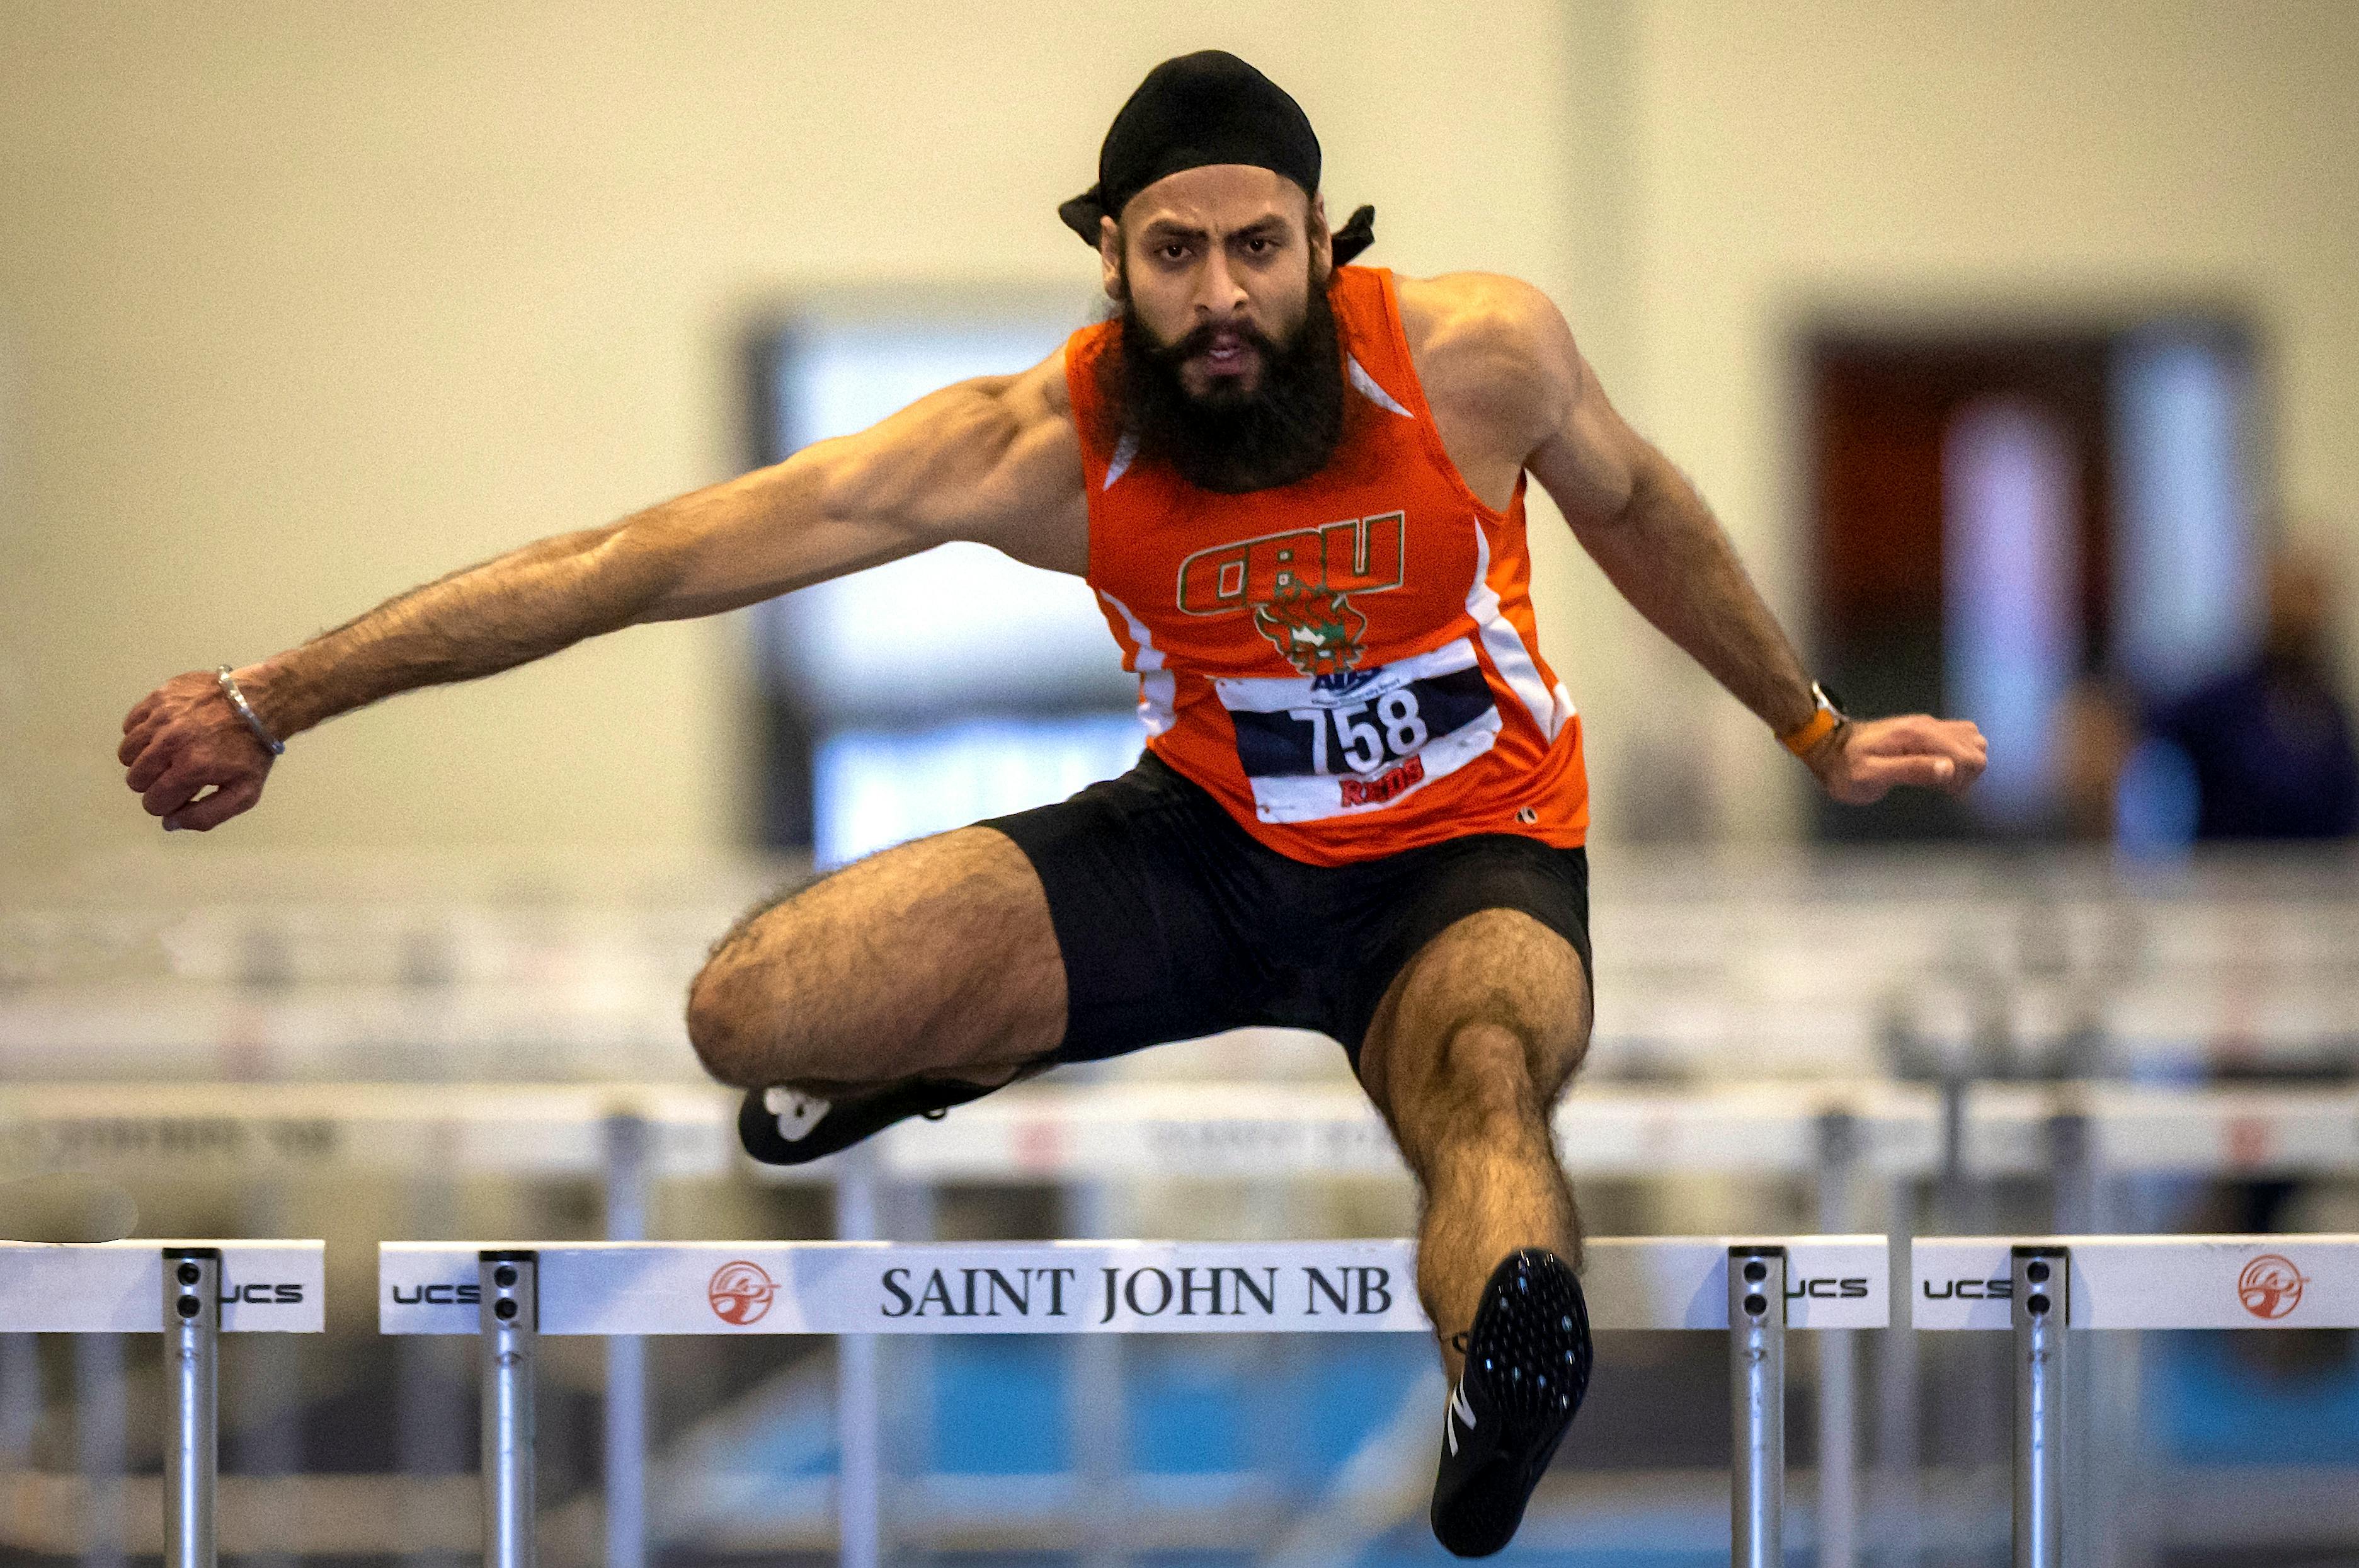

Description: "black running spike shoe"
1430 1247 1594 1558
735 1078 1002 1166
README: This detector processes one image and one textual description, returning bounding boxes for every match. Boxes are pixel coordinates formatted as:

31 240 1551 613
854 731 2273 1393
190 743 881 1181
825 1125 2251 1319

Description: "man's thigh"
1356 907 1594 1145
686 825 1066 1089
980 752 1269 1063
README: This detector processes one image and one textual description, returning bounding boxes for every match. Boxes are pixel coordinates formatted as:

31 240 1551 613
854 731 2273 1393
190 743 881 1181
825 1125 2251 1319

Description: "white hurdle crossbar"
1914 1233 2359 1568
382 1234 1888 1568
0 1240 326 1567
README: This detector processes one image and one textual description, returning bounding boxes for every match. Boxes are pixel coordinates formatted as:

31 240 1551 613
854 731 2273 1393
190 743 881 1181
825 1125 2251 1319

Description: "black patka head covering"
1058 50 1374 265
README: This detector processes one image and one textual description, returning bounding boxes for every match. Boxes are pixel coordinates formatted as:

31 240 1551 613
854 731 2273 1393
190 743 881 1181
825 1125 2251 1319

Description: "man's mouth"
1196 329 1258 377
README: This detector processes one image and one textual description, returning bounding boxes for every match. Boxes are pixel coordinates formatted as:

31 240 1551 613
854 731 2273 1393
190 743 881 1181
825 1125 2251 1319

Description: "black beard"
1112 277 1345 494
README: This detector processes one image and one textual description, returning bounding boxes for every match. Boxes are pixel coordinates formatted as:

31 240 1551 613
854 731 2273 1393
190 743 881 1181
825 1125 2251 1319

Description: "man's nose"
1194 249 1247 318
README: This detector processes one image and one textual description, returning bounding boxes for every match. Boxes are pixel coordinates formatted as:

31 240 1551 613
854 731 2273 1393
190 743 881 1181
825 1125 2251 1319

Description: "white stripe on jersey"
1104 429 1140 490
1097 588 1175 736
1465 517 1574 742
1348 355 1414 418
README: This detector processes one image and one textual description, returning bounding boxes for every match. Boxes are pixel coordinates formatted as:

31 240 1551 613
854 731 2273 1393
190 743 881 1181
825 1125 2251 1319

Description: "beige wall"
3 1 2353 873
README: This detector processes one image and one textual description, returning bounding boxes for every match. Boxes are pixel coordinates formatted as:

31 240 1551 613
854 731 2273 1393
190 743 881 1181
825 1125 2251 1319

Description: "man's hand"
1805 714 1988 805
118 670 277 832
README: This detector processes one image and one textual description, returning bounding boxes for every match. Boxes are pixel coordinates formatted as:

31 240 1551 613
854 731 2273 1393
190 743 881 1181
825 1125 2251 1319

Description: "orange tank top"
1068 265 1587 866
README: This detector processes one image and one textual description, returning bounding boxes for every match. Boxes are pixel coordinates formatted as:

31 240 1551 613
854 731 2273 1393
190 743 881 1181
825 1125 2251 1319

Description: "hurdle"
0 1239 325 1566
381 1233 1887 1568
1914 1233 2359 1568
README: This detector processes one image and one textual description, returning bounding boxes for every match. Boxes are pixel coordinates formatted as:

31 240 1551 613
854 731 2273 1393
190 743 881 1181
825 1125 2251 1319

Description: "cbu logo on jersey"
1175 511 1407 677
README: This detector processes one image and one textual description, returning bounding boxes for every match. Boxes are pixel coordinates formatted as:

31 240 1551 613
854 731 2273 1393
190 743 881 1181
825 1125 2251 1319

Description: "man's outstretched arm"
1488 279 1986 802
119 353 1086 830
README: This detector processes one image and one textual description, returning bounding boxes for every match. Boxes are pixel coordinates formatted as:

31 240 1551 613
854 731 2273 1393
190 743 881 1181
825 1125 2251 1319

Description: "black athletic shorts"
982 751 1592 1073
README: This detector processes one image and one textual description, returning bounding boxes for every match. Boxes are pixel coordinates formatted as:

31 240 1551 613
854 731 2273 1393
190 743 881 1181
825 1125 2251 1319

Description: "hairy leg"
1357 909 1592 1381
684 826 1065 1092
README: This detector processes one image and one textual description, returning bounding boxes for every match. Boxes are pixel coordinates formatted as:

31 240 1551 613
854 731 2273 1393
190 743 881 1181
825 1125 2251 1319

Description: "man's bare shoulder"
1395 274 1574 375
1393 272 1582 461
998 347 1083 496
1003 344 1077 424
959 346 1090 573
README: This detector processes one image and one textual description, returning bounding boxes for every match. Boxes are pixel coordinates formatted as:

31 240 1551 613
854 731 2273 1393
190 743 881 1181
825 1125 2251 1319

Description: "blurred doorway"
1806 319 2257 842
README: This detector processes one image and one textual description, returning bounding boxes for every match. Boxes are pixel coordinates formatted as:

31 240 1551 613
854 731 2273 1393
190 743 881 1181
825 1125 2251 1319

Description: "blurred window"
1943 399 2081 826
2110 328 2259 701
813 713 1146 869
753 304 1141 862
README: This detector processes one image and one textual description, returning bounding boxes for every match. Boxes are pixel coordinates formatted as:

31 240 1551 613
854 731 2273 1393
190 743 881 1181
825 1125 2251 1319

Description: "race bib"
1217 639 1502 823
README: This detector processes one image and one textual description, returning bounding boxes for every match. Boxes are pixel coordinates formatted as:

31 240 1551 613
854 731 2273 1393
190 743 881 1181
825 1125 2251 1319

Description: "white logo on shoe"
1444 1381 1478 1455
765 1087 831 1143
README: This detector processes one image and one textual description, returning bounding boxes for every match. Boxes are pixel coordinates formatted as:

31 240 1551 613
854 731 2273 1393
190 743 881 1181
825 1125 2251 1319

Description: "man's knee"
1373 1016 1550 1174
685 946 780 1087
683 917 840 1089
1367 917 1589 1113
1428 1016 1544 1124
1526 1002 1591 1104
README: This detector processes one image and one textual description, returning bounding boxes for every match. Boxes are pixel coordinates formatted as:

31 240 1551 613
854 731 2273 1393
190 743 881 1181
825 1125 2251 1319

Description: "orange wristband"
1778 706 1840 758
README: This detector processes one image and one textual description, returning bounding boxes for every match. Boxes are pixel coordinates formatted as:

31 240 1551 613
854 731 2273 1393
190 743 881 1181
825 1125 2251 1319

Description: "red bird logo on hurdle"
2237 1254 2305 1320
708 1260 777 1325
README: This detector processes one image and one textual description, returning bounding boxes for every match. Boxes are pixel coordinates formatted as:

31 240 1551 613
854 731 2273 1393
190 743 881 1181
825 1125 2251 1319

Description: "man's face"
1100 164 1330 399
1095 165 1345 494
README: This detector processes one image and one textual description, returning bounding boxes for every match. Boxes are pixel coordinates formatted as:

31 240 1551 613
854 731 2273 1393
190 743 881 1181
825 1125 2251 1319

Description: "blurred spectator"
2144 548 2359 840
2151 548 2359 1360
2054 676 2139 840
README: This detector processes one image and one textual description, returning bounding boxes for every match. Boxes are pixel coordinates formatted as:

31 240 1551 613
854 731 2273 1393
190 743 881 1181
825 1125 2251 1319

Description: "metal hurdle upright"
1915 1233 2359 1567
380 1233 1890 1568
0 1240 326 1565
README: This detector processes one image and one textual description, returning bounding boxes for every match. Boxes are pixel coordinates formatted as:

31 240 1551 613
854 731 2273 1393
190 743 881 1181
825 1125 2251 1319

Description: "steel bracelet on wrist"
215 667 285 756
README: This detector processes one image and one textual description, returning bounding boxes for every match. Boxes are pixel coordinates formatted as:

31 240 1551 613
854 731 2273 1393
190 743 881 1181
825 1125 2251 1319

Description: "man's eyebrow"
1138 214 1290 244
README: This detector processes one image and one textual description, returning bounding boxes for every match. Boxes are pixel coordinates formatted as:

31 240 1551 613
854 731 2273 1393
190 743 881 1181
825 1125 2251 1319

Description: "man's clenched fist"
1804 713 1989 805
118 670 277 832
